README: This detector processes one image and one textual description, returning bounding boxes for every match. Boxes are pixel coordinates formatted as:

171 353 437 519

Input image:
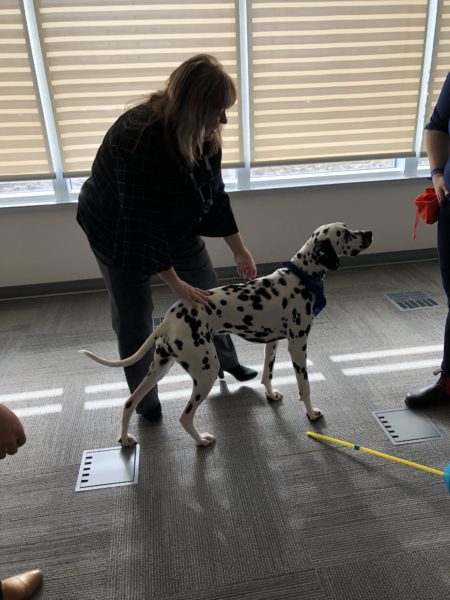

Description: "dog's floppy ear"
315 238 340 270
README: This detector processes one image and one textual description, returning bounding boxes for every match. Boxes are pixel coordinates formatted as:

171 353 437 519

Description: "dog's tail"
79 327 160 368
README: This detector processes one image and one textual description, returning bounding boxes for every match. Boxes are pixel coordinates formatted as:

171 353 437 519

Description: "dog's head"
312 223 373 270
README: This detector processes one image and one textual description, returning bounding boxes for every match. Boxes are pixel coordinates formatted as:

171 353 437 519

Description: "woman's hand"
169 280 211 307
158 268 210 307
224 233 257 280
234 248 257 280
432 172 450 202
0 404 26 460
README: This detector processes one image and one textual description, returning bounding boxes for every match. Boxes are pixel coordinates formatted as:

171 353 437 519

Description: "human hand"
432 172 450 202
0 404 26 459
170 280 211 307
234 249 257 280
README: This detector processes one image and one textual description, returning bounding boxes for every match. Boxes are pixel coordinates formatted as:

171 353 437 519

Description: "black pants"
438 196 450 373
95 238 239 414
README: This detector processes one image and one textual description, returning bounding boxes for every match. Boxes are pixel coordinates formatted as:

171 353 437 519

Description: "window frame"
0 0 440 208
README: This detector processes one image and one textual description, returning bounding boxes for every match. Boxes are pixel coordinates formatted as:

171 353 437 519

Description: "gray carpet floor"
0 260 449 599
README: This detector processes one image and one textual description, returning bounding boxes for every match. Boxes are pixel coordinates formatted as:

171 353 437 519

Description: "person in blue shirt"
406 72 450 408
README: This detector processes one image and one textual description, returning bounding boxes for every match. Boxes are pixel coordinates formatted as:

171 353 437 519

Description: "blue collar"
281 261 326 316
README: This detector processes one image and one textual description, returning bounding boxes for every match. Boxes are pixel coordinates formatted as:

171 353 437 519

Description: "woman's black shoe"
218 365 257 382
405 370 450 409
138 402 162 421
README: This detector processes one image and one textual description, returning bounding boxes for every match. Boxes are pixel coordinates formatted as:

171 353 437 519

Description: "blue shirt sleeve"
426 72 450 133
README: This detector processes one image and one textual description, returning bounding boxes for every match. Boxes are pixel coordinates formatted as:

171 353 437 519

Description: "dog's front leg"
261 341 283 401
287 339 323 421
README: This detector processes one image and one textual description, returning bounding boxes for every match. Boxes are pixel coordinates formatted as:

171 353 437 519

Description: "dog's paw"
196 433 216 446
307 409 323 421
266 389 283 402
119 434 137 447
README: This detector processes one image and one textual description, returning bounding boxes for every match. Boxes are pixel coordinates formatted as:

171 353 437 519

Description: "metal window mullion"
236 0 251 190
413 0 441 165
22 0 68 201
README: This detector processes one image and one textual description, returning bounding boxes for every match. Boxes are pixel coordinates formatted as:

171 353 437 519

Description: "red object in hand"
412 187 439 239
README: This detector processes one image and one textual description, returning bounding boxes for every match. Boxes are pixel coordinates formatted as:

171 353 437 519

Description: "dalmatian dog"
80 223 372 447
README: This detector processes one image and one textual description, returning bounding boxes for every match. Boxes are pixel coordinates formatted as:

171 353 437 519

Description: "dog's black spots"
191 308 198 317
202 357 210 370
195 394 201 401
253 331 271 338
216 310 222 317
237 306 244 312
185 403 193 414
157 346 171 359
262 279 271 287
350 249 359 256
250 295 264 310
256 287 271 300
159 358 170 366
301 289 310 301
289 329 295 338
205 305 212 315
193 378 197 386
282 298 288 309
293 362 301 374
305 302 312 316
336 230 342 236
174 339 183 351
208 301 217 310
220 299 227 305
291 308 301 325
223 322 232 328
237 293 249 301
125 400 132 409
243 315 253 326
279 278 287 286
180 361 190 371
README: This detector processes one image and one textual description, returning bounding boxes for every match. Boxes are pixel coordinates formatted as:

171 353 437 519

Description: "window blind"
34 0 242 177
249 0 429 167
0 0 53 181
421 0 450 155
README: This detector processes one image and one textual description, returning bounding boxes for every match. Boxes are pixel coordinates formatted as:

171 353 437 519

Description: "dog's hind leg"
119 357 174 447
179 369 218 446
261 341 283 402
287 339 323 421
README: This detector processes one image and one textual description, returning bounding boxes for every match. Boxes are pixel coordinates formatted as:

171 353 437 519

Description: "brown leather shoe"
1 569 43 600
405 369 450 409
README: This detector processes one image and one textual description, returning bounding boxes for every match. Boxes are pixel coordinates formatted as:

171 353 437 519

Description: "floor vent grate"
373 409 443 445
385 291 439 311
75 445 140 491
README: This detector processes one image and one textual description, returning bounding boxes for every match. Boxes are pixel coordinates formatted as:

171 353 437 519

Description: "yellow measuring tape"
306 431 444 477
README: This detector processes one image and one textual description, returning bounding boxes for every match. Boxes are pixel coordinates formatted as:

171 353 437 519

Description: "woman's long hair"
129 54 237 169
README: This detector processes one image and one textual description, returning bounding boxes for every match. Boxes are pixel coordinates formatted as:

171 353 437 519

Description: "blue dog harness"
281 261 326 316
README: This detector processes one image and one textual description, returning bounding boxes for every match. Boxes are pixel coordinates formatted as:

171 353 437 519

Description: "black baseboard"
0 248 438 301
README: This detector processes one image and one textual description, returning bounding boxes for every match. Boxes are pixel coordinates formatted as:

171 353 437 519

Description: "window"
0 0 445 206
